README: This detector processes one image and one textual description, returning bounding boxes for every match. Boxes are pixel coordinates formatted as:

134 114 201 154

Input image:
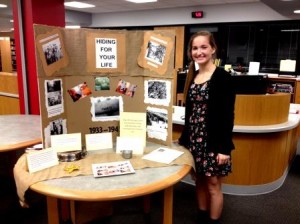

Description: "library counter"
172 94 300 195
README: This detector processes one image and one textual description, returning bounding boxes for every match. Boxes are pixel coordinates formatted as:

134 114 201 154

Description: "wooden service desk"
172 94 300 195
0 114 41 152
15 143 193 224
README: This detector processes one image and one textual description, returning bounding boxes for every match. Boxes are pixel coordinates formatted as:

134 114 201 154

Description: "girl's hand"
216 153 230 165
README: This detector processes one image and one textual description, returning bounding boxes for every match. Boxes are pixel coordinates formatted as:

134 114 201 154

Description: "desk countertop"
173 104 300 133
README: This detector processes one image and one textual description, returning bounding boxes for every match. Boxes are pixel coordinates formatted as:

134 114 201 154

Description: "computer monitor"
231 75 268 95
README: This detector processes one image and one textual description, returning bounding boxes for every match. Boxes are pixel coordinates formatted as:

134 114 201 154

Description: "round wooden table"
30 164 191 224
0 114 41 152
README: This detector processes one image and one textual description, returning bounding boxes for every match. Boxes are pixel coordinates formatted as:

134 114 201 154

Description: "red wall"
12 0 65 114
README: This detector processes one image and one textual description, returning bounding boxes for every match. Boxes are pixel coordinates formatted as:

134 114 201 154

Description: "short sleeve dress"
188 80 231 177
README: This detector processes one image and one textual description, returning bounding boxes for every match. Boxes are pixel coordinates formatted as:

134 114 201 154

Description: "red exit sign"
191 11 204 18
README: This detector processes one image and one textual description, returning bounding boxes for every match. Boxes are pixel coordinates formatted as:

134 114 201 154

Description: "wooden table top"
0 114 41 152
30 164 191 201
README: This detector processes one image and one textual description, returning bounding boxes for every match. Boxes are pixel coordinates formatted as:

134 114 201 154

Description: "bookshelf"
268 75 300 103
10 38 16 71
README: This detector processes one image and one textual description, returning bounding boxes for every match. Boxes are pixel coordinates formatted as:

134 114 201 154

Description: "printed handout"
142 147 184 164
92 161 135 178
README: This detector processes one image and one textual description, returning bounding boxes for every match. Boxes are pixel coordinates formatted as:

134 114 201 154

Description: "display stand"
34 25 176 148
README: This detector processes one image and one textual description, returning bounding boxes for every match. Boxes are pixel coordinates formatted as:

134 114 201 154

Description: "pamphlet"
92 160 135 178
142 147 184 164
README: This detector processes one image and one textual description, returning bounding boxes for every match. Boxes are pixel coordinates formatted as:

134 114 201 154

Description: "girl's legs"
195 175 209 211
195 175 209 222
195 175 224 223
206 176 223 220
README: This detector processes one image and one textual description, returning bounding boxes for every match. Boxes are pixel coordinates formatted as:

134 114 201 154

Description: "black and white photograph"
42 37 63 65
43 118 67 148
44 79 64 117
146 106 168 141
137 32 173 75
36 30 69 76
50 118 64 135
144 79 171 106
145 40 166 65
90 96 123 121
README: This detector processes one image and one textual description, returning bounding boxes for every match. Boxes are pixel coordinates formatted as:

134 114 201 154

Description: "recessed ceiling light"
294 10 300 14
64 1 95 8
281 29 300 32
0 4 7 8
65 25 81 29
126 0 157 3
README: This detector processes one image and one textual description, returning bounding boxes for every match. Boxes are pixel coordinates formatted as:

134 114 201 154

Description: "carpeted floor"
1 155 300 224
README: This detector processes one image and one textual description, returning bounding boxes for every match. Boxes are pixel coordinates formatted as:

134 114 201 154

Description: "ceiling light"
294 10 300 14
281 29 300 32
65 25 81 29
126 0 157 3
64 1 95 8
0 4 7 8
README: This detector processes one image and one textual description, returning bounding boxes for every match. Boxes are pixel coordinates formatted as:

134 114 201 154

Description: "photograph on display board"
90 96 124 121
36 29 69 76
115 79 138 98
43 118 67 148
95 77 110 91
146 106 168 141
67 82 92 102
144 79 171 106
146 40 166 65
86 32 126 73
44 79 64 118
137 32 174 75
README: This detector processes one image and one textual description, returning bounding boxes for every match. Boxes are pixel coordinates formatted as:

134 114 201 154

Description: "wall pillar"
12 0 65 114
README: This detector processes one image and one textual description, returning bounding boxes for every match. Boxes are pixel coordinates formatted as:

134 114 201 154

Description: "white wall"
91 2 289 28
65 10 92 27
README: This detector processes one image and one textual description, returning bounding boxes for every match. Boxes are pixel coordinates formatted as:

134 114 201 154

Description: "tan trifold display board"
34 24 175 148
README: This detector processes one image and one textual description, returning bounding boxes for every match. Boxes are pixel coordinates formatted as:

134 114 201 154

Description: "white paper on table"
85 132 113 151
116 136 144 155
280 59 296 72
248 62 260 75
27 148 59 173
51 133 81 152
142 147 184 164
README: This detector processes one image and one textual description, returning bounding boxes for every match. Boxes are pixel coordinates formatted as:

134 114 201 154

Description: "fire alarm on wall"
191 11 204 18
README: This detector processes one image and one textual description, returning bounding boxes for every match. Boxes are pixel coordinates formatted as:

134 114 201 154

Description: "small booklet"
92 161 135 178
142 147 184 164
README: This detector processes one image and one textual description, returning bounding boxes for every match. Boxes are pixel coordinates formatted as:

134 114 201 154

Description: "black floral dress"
188 81 231 177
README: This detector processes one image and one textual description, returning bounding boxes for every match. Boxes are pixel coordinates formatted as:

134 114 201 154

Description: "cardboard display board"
34 24 175 148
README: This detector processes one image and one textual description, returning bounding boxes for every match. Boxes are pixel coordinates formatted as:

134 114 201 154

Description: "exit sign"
192 11 204 19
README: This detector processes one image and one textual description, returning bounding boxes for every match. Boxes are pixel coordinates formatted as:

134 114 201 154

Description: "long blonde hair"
183 31 218 101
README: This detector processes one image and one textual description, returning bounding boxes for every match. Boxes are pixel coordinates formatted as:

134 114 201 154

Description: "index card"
27 148 59 173
85 132 113 151
51 133 81 152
